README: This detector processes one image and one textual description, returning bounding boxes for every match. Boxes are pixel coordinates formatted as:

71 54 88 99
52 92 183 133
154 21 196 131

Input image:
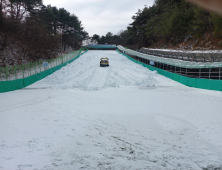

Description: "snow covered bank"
0 50 222 170
37 50 181 91
142 47 222 54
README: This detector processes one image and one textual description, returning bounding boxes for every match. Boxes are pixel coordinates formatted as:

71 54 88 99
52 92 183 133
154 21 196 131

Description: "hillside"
146 32 222 51
0 0 88 67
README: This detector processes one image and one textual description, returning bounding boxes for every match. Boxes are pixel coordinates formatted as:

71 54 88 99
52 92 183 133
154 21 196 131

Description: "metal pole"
209 68 211 79
14 65 17 80
180 67 181 74
35 62 36 74
5 66 8 81
39 61 41 72
29 63 31 76
219 67 221 80
186 68 187 76
22 64 24 78
199 68 201 78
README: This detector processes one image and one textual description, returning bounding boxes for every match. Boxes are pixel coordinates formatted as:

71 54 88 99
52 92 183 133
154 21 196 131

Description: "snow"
0 50 222 170
142 47 222 54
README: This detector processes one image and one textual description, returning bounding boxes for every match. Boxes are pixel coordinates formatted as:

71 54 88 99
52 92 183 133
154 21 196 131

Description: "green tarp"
196 79 209 90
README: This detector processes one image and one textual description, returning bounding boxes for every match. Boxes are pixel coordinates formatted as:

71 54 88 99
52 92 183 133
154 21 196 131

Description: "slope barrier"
0 49 88 93
116 49 222 92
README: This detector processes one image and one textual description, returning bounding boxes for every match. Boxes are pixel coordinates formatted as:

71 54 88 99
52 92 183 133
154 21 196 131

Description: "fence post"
39 61 41 72
29 63 31 76
14 65 17 80
219 67 221 80
35 62 36 74
199 68 201 78
5 66 8 80
22 64 24 78
209 68 211 79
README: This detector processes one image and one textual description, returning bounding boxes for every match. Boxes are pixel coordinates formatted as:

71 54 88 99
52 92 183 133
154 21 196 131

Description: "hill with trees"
0 0 88 67
91 0 222 50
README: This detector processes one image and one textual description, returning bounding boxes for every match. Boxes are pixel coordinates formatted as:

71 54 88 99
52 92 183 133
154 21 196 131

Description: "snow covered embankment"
38 50 181 90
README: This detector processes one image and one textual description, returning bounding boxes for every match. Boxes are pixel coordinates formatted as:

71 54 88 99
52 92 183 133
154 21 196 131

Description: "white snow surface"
143 47 222 53
0 50 222 170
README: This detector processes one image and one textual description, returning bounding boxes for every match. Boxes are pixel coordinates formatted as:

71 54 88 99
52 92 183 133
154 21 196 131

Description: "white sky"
43 0 154 37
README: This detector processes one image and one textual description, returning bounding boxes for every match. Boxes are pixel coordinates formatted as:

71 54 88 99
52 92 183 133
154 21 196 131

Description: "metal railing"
0 50 83 81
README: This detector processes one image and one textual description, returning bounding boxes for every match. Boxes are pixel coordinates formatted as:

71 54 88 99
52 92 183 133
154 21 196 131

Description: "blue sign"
43 62 48 67
150 61 155 65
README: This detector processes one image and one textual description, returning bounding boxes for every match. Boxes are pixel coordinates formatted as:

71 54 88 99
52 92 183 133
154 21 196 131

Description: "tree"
91 34 100 44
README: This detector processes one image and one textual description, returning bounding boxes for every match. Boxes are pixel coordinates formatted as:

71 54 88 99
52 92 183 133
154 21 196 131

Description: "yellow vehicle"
100 58 109 67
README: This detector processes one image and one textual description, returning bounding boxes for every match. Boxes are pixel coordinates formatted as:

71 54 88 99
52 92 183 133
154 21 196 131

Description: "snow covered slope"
0 50 222 170
38 50 181 90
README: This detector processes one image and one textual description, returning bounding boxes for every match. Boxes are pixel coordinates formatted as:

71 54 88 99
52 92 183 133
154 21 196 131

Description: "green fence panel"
53 66 59 72
0 80 15 92
0 81 4 93
14 79 24 90
196 79 210 90
179 76 188 86
162 70 168 77
208 79 222 91
42 70 49 79
0 79 24 92
0 81 5 93
23 74 39 87
155 68 160 74
36 72 43 79
166 72 173 79
48 68 54 75
172 73 180 82
187 77 197 88
149 65 155 71
157 68 164 75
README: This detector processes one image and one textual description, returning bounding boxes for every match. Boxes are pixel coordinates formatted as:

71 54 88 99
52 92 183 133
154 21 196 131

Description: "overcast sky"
43 0 155 37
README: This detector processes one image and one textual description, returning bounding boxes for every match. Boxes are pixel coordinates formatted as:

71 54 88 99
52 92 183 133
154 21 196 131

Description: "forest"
91 0 222 50
0 0 88 66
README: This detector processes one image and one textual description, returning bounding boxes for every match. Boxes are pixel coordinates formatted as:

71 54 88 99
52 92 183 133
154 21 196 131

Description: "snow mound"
39 51 182 91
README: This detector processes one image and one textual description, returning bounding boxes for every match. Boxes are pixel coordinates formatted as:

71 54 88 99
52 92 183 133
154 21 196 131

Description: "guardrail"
139 48 222 62
118 45 222 80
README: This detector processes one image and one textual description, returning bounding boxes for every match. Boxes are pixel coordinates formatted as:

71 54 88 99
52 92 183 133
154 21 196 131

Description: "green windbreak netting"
117 49 222 92
117 45 222 69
